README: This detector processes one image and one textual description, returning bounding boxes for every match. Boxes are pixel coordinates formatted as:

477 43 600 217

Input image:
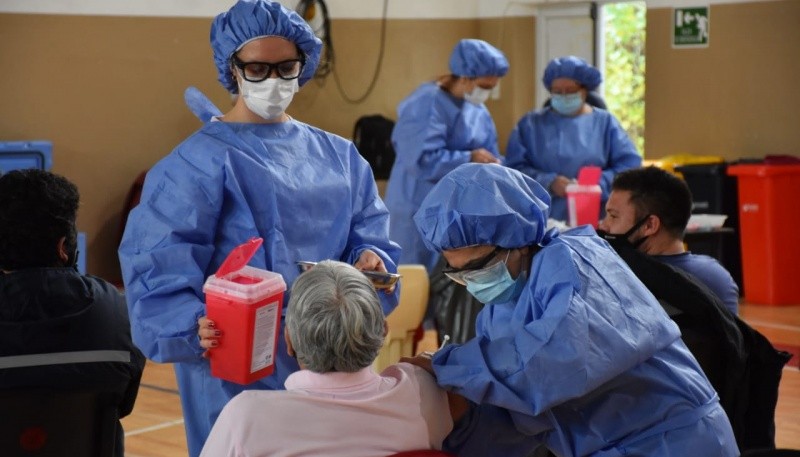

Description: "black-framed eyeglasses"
231 54 305 82
443 247 506 285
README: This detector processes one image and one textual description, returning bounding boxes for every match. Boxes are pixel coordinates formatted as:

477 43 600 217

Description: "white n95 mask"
464 86 492 105
240 77 299 120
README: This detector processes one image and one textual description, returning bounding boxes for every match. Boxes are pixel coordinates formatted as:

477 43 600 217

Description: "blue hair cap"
211 0 322 93
542 55 602 91
449 39 509 78
414 164 551 251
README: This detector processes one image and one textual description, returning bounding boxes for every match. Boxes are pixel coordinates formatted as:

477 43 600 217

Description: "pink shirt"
200 363 453 457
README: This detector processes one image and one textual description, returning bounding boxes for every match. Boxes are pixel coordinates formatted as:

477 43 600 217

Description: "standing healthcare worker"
406 164 738 457
505 55 641 223
118 1 400 456
384 39 508 273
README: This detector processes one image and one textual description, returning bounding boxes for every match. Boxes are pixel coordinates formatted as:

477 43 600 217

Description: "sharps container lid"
214 237 264 278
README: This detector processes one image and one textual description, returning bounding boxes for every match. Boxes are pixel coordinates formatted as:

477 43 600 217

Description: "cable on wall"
298 0 390 105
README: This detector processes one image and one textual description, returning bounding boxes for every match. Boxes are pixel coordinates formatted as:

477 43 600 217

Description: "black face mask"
596 214 651 250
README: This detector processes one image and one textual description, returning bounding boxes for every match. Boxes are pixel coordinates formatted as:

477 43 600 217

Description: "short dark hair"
611 166 692 238
0 169 80 269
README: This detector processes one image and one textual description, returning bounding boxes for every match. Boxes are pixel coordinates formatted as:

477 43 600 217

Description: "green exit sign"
673 7 710 48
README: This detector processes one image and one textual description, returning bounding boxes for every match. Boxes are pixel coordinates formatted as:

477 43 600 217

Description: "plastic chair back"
741 450 800 457
0 387 117 456
385 450 456 457
373 264 429 372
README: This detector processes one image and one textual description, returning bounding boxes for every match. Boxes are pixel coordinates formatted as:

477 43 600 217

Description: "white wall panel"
0 0 478 18
0 0 781 18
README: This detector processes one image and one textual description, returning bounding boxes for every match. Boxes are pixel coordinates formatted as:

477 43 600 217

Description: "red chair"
385 450 456 457
741 450 800 457
0 387 118 456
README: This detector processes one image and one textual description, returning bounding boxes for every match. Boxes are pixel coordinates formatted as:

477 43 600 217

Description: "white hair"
286 260 385 373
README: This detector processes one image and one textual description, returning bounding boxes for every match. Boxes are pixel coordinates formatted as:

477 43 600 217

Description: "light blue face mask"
465 257 528 305
551 93 584 115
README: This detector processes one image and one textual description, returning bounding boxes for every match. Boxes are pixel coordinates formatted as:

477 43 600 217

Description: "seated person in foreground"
598 166 740 315
0 169 146 457
200 260 454 457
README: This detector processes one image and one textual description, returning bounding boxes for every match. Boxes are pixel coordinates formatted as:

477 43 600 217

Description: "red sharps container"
566 166 603 228
203 237 286 385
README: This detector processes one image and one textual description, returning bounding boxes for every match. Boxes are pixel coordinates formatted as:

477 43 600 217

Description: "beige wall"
294 15 535 151
294 18 478 139
1 0 798 281
645 0 800 160
0 14 219 282
479 16 537 152
0 14 488 281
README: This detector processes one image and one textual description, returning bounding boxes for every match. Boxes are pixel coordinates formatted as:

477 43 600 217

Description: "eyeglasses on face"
443 247 507 285
231 54 305 82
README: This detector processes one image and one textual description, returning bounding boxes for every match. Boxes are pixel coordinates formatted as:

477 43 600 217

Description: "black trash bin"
674 163 743 295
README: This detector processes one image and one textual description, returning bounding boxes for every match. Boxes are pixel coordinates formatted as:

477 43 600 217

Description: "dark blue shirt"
656 252 740 315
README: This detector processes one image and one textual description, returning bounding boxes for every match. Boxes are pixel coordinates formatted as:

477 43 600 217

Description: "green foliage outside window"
604 2 646 156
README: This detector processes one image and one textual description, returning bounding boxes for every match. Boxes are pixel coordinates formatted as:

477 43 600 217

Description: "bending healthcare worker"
384 38 508 273
409 163 738 457
118 1 400 456
505 55 641 223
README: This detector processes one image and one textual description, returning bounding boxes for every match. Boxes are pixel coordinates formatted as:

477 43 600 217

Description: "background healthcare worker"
405 163 738 457
505 55 641 224
384 38 508 273
118 1 400 456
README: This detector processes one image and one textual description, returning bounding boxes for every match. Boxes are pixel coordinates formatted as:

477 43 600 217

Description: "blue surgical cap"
542 56 602 91
414 164 551 251
211 0 322 93
449 39 509 78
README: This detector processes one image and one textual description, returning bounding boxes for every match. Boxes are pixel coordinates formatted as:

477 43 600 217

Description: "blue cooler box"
0 141 53 173
77 232 87 275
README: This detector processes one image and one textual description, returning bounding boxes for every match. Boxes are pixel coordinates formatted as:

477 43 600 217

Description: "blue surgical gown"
505 107 641 223
118 118 401 457
433 227 738 457
385 82 502 272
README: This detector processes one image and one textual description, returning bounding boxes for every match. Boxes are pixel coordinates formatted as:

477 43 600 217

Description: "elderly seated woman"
200 260 455 456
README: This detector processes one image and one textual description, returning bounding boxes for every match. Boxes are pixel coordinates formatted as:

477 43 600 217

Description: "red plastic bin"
203 238 286 384
727 164 800 305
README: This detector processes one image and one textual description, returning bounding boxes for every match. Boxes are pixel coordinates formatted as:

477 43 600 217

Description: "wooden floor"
121 303 800 456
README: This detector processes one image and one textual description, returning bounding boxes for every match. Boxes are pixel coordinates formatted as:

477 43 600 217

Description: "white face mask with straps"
239 76 299 120
464 86 491 105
